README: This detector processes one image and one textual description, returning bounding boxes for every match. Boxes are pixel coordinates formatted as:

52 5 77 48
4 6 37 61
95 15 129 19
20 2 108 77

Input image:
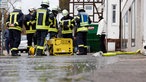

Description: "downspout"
106 0 108 51
119 0 122 51
106 0 108 37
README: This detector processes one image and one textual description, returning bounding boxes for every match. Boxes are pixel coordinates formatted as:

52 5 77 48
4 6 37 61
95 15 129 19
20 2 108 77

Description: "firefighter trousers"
76 32 87 55
9 29 21 55
27 33 37 52
36 30 48 56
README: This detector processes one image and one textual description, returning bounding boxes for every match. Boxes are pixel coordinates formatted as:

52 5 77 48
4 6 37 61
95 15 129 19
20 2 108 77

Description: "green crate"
87 24 101 52
88 24 98 34
87 39 101 52
87 34 99 40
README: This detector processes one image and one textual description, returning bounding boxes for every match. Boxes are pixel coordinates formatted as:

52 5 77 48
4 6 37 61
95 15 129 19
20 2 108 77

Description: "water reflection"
31 57 97 82
0 55 118 82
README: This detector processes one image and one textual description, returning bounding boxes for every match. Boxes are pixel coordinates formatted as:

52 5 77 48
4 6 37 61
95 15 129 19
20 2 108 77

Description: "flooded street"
0 54 118 82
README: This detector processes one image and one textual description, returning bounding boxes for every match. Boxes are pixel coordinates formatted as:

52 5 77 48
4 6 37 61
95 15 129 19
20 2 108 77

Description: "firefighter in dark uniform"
24 8 37 55
32 0 50 56
59 9 75 38
75 6 92 55
6 4 24 56
48 7 59 38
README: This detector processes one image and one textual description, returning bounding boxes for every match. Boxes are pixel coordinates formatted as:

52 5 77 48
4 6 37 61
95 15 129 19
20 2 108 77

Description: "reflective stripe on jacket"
60 19 73 34
24 14 36 34
48 17 58 32
7 11 23 31
60 15 75 34
76 12 91 32
79 12 89 27
77 26 88 32
36 9 50 30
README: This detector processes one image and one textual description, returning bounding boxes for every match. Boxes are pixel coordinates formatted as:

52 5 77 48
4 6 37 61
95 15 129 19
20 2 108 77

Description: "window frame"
112 4 117 23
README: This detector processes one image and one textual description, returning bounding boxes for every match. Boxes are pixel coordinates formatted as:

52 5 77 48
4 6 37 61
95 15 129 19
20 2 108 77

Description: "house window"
125 12 128 23
131 3 136 47
112 4 116 23
85 5 92 10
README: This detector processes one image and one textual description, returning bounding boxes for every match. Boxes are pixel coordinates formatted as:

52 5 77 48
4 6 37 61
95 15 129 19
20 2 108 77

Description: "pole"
1 8 4 55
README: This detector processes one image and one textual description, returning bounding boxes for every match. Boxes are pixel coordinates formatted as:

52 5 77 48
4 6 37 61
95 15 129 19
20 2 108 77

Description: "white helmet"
77 6 84 11
52 7 58 11
41 0 49 7
62 9 68 16
29 7 35 12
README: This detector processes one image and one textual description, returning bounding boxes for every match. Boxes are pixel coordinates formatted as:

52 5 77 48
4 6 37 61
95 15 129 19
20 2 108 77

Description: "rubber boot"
11 50 14 56
36 49 41 56
36 49 47 56
77 47 85 55
12 50 21 56
42 49 47 56
84 48 87 55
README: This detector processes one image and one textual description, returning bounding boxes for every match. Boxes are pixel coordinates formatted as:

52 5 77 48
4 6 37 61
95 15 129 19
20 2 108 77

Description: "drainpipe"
106 0 108 36
106 0 108 51
119 0 122 51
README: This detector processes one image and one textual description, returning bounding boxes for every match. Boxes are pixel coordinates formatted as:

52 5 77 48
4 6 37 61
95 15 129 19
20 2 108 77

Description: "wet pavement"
0 53 146 82
0 53 119 82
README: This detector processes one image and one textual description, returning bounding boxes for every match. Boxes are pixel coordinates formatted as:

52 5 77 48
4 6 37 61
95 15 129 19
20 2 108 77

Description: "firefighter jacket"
24 13 36 34
48 13 58 32
6 9 24 31
60 15 75 34
32 8 50 30
75 11 91 32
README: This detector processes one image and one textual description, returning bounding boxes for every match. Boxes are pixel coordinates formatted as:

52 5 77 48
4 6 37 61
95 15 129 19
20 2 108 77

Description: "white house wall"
135 0 143 50
106 0 119 39
121 0 127 10
144 0 146 42
121 0 145 51
121 0 134 17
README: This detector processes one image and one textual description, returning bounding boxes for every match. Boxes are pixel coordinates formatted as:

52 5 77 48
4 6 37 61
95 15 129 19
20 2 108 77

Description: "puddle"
0 55 118 82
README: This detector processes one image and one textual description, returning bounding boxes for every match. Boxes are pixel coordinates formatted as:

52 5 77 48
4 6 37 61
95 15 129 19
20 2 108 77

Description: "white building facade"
121 0 145 51
104 0 120 51
104 0 120 39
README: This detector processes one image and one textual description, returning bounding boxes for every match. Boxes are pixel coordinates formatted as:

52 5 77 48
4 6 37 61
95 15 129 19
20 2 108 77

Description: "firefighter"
48 7 59 38
6 4 24 56
75 6 92 55
59 9 75 38
24 8 37 55
32 0 51 56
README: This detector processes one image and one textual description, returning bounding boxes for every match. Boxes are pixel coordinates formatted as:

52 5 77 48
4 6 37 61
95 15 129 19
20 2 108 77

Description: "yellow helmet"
29 47 35 55
62 9 68 16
